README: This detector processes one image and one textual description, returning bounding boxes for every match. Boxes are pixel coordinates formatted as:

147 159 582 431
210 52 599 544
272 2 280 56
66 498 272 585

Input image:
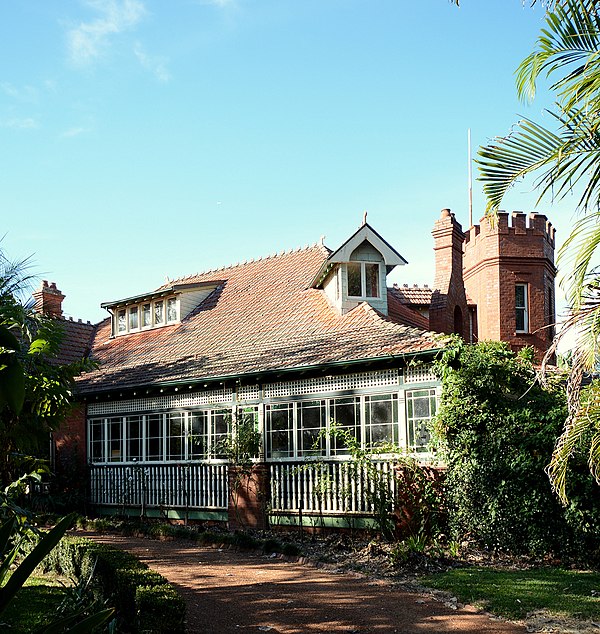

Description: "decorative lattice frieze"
237 385 261 401
88 388 233 415
264 369 399 399
404 365 437 384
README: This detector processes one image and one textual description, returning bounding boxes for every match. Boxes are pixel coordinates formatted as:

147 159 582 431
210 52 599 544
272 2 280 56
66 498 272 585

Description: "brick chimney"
429 209 468 337
32 281 65 318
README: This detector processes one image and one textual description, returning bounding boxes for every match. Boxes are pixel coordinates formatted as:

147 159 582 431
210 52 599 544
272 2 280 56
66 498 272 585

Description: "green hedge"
435 339 600 557
32 536 185 632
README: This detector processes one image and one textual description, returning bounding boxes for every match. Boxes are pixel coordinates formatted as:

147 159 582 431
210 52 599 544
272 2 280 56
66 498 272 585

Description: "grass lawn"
420 567 600 621
0 575 67 633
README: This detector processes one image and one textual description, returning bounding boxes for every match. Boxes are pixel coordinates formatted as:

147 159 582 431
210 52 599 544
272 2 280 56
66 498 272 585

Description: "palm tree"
0 247 93 484
477 0 600 502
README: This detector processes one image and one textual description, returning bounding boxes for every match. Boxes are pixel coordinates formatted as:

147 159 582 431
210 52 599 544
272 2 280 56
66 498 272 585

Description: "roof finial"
319 235 325 246
362 210 368 226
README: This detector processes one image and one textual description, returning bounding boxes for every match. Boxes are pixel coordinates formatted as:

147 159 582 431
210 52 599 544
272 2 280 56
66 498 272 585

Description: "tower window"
515 284 528 333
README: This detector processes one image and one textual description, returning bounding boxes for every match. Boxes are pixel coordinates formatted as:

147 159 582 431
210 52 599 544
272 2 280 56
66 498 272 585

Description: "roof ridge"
392 283 431 289
162 242 325 287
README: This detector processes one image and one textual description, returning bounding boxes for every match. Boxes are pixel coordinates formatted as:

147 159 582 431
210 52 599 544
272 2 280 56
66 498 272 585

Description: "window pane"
365 394 397 447
237 406 259 429
154 301 164 325
365 263 379 298
117 309 126 333
189 411 209 459
515 285 528 332
146 414 164 461
347 262 362 297
108 417 123 462
330 397 360 455
89 419 104 463
128 306 139 330
297 400 326 456
126 415 143 461
167 413 185 460
167 297 178 322
515 285 526 308
211 410 230 458
406 389 436 452
266 403 294 459
142 303 151 327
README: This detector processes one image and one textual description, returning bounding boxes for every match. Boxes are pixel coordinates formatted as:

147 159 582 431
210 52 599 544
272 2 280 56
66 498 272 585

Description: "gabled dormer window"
347 262 380 298
311 221 407 317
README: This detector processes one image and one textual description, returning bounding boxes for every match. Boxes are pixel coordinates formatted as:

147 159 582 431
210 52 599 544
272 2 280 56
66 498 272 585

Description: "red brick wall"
54 402 87 474
463 212 556 360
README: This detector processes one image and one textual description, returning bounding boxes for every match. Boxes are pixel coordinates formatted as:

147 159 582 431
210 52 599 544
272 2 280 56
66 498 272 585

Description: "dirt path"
85 532 526 634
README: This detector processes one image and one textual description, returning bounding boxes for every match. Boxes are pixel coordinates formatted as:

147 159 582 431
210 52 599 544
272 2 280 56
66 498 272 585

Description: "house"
43 209 556 529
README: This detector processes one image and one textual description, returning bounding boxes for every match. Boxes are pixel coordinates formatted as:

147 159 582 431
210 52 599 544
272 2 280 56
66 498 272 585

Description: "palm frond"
558 212 600 310
548 378 600 502
517 0 600 110
478 104 600 213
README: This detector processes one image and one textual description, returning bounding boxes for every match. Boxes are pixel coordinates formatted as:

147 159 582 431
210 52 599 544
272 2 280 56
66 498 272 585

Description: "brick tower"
463 211 556 359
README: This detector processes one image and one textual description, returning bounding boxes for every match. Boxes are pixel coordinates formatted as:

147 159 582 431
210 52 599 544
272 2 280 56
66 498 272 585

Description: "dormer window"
129 306 139 330
110 296 179 336
347 262 380 298
103 280 223 338
311 221 407 317
167 297 178 322
154 300 164 325
142 303 151 327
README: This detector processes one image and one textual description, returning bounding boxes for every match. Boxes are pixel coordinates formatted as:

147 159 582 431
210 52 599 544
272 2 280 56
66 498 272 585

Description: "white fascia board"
327 224 407 266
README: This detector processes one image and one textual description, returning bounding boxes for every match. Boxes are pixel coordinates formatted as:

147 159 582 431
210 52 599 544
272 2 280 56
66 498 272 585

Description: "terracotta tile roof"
392 284 433 306
77 245 440 394
55 318 96 366
386 289 430 330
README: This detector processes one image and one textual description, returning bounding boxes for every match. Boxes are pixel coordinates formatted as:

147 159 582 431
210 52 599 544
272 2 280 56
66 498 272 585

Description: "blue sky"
1 0 568 323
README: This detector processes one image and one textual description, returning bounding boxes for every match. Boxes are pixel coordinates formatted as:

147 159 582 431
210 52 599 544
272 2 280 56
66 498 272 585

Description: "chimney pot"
32 281 65 318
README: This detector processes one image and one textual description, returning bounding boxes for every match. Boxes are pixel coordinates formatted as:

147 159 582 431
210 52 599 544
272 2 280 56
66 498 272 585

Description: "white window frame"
111 295 179 336
515 283 529 333
346 262 381 299
141 303 152 329
166 297 179 324
405 388 437 453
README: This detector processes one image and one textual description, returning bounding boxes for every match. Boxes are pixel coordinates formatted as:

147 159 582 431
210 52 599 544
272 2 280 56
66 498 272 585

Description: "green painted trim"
269 513 379 530
93 506 227 522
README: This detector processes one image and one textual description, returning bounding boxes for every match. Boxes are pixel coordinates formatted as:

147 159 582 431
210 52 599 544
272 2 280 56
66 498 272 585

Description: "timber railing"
89 462 229 510
269 459 398 515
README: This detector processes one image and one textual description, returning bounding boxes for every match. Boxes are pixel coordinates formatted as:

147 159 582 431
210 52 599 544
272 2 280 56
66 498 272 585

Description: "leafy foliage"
215 412 263 528
34 535 184 633
0 249 95 485
215 412 262 469
435 338 600 556
301 426 445 540
476 0 600 499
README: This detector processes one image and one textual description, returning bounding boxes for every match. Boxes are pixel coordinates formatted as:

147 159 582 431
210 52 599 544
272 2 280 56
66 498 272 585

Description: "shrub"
136 584 186 634
34 535 185 632
280 542 301 557
435 339 600 556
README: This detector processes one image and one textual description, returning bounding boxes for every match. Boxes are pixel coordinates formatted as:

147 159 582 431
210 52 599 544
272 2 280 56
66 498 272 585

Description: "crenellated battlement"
465 211 555 247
